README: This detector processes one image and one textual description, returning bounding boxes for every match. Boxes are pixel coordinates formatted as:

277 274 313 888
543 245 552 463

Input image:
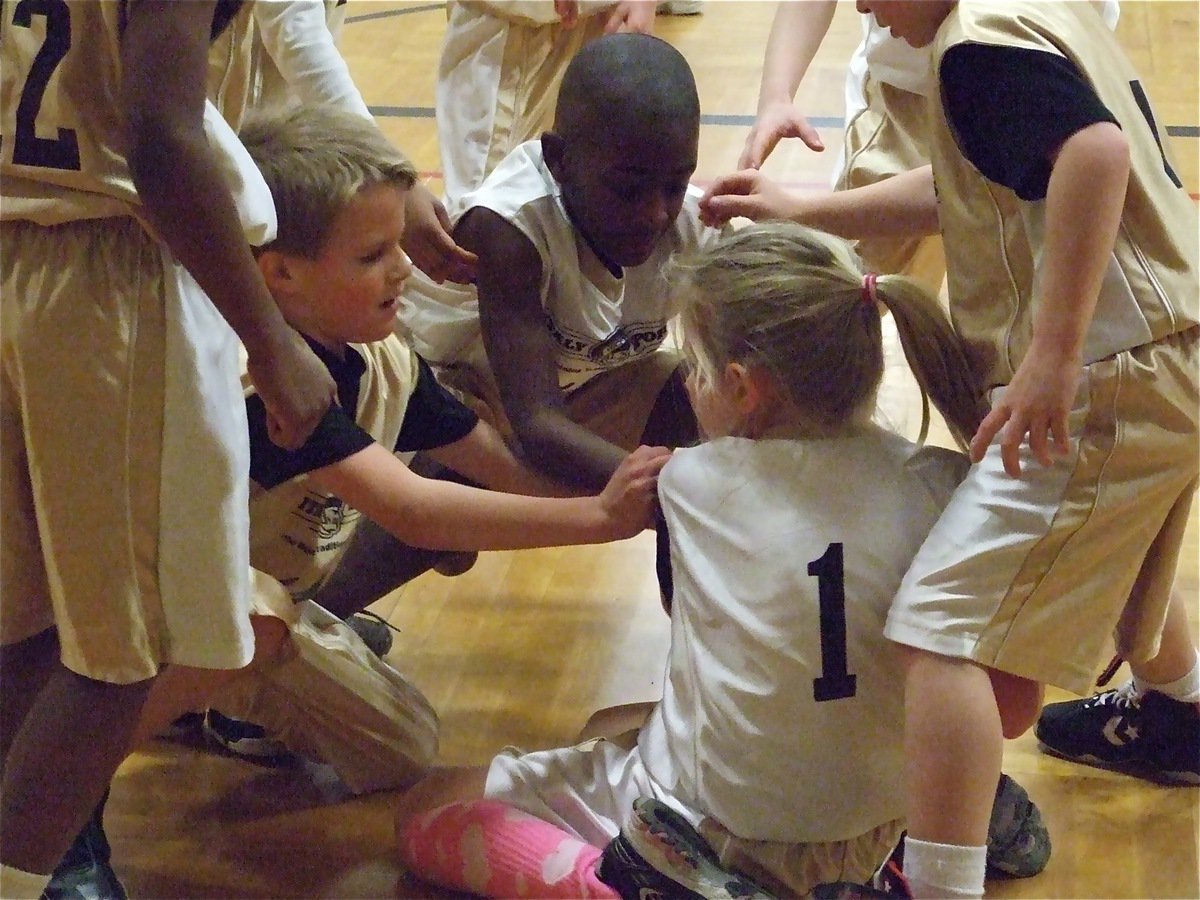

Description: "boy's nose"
640 191 672 233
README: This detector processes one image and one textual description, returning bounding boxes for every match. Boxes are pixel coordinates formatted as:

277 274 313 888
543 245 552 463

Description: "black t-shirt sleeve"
940 44 1119 200
393 355 479 453
247 398 375 490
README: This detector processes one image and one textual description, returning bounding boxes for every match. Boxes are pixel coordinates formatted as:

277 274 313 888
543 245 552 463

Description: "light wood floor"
107 3 1199 897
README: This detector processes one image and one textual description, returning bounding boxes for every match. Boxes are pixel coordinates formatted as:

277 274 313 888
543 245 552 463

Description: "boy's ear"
541 131 566 180
256 248 297 296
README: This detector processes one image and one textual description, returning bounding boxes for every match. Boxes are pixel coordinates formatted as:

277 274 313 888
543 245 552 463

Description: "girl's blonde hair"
673 222 985 449
239 104 417 258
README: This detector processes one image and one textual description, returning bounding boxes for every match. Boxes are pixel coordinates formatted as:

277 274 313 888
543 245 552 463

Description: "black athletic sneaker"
985 774 1051 878
345 611 396 657
1036 681 1200 785
597 797 774 899
43 793 126 900
203 708 290 761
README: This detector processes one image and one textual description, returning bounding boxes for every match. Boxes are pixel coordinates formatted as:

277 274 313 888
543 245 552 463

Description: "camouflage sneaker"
986 774 1051 878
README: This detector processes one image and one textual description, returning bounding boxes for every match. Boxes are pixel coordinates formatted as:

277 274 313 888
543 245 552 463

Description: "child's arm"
457 208 633 492
308 442 670 551
699 165 940 237
122 1 336 449
739 0 837 169
424 421 577 498
969 121 1129 475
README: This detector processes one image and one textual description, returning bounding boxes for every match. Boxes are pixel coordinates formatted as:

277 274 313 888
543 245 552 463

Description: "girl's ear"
724 361 777 435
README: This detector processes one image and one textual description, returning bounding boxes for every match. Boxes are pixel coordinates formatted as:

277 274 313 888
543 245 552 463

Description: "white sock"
903 836 986 899
0 862 52 899
1134 650 1200 703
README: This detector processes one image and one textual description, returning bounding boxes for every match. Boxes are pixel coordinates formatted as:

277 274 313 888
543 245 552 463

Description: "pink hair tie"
861 273 879 306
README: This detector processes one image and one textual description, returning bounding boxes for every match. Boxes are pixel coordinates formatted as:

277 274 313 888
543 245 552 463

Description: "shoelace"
350 609 403 636
1088 679 1142 709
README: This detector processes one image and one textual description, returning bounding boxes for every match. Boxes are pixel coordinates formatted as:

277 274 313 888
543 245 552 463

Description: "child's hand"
698 169 804 227
599 445 672 538
969 347 1080 477
605 0 655 34
248 330 337 450
554 0 579 27
403 183 478 285
738 101 825 170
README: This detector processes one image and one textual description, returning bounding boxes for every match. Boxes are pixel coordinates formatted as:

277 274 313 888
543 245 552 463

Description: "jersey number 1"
809 542 858 702
7 0 80 171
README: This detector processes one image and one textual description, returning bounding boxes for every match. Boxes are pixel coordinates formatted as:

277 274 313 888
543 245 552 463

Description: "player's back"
1 0 140 223
640 427 968 843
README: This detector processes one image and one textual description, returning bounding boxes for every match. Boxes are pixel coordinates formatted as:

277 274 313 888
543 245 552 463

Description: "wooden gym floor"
106 2 1199 897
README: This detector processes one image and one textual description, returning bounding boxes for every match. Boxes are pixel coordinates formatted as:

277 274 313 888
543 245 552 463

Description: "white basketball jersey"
398 139 718 391
638 429 967 842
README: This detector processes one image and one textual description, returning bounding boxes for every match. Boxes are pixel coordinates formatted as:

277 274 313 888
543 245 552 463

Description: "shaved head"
542 33 699 270
554 33 699 144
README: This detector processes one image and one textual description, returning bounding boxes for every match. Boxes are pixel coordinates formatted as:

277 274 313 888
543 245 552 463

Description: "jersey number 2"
808 542 858 702
7 0 80 171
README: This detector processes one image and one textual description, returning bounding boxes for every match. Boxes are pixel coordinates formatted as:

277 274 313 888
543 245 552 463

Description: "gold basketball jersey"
1 0 137 222
926 1 1198 389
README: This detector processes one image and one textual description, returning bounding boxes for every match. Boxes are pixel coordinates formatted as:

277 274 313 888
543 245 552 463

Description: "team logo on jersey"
295 492 356 540
545 316 667 367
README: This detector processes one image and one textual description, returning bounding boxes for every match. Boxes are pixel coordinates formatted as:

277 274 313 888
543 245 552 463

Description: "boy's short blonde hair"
239 104 417 257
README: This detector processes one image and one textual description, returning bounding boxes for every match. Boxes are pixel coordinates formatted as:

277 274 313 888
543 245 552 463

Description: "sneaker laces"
348 609 402 636
1087 679 1142 710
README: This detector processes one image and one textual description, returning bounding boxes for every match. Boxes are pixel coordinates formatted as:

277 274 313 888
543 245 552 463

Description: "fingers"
266 411 310 452
970 409 1072 478
554 0 578 27
405 227 478 285
698 170 760 226
737 132 772 172
794 119 826 153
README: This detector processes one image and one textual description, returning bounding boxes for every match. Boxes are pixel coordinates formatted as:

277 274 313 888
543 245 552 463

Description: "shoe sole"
1037 741 1200 786
203 723 291 761
625 800 774 900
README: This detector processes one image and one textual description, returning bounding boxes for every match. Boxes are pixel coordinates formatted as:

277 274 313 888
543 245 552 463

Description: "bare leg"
1129 588 1197 687
0 628 60 768
130 615 289 747
902 647 1001 849
394 765 490 832
311 517 446 620
577 702 655 742
988 670 1045 739
0 666 152 873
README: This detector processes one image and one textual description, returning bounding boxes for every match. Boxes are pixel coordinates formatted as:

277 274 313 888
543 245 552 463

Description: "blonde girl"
390 223 1037 899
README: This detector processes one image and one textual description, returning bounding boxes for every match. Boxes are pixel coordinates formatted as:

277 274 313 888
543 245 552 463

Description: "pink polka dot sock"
398 799 618 898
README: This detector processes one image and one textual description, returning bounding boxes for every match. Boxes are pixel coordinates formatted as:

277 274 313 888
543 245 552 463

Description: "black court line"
369 106 1195 137
370 107 847 129
345 3 443 23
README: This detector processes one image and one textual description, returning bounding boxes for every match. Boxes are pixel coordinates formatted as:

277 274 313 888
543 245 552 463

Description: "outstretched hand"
738 100 824 170
599 445 673 538
699 169 803 227
402 182 478 285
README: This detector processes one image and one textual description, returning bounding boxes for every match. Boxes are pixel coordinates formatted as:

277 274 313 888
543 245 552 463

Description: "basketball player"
208 0 477 286
0 1 338 896
435 0 656 218
314 33 716 620
702 2 1198 896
